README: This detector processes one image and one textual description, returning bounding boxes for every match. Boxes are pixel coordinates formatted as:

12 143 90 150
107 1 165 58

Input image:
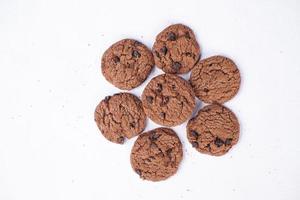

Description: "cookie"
101 39 154 90
130 127 183 181
94 93 146 144
190 55 241 103
187 104 240 156
141 74 195 126
152 24 200 74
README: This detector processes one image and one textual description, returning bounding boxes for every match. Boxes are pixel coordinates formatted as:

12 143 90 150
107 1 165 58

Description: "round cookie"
141 74 195 127
94 93 146 144
190 55 241 103
152 24 200 74
130 127 183 181
187 104 240 156
101 39 154 90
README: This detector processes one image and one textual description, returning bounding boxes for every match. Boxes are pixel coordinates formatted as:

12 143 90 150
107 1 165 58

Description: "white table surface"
1 0 300 199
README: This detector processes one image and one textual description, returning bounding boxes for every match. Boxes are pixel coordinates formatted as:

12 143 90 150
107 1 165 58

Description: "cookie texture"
190 55 241 103
187 104 239 156
152 24 200 74
141 74 195 127
101 39 154 90
131 128 183 181
94 93 146 144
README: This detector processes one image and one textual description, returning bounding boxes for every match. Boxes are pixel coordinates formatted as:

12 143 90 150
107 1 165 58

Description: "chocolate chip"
150 142 158 148
155 51 160 58
166 148 173 160
191 130 199 138
225 138 233 146
129 122 135 128
172 62 181 71
146 96 153 104
157 83 162 92
134 41 142 46
159 112 166 119
160 46 168 55
209 63 213 67
149 156 155 160
119 104 125 111
104 96 111 102
171 84 176 90
203 88 209 92
203 107 211 112
185 32 191 39
206 143 211 150
149 133 161 141
168 32 176 41
161 96 169 105
132 50 141 58
135 169 141 176
185 52 192 57
166 148 172 154
117 136 125 144
113 56 120 63
191 141 199 148
214 137 224 147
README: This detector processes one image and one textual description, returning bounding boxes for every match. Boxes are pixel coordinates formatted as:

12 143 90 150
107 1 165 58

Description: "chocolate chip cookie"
187 104 240 156
190 55 241 103
141 74 195 126
94 93 146 144
131 127 183 181
152 24 200 74
101 39 154 90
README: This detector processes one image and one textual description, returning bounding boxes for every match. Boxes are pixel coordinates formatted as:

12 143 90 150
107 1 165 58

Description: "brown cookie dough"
152 24 200 74
190 55 241 103
141 74 195 127
101 39 154 90
130 127 183 181
187 104 240 156
94 93 146 144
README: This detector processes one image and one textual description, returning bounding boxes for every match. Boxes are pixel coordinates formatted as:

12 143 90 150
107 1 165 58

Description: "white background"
0 0 300 199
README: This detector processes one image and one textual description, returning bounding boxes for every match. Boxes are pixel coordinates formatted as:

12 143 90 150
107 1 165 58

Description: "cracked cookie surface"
101 39 154 90
141 74 195 127
130 127 183 181
187 104 240 156
152 24 200 74
94 93 146 144
190 55 241 103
